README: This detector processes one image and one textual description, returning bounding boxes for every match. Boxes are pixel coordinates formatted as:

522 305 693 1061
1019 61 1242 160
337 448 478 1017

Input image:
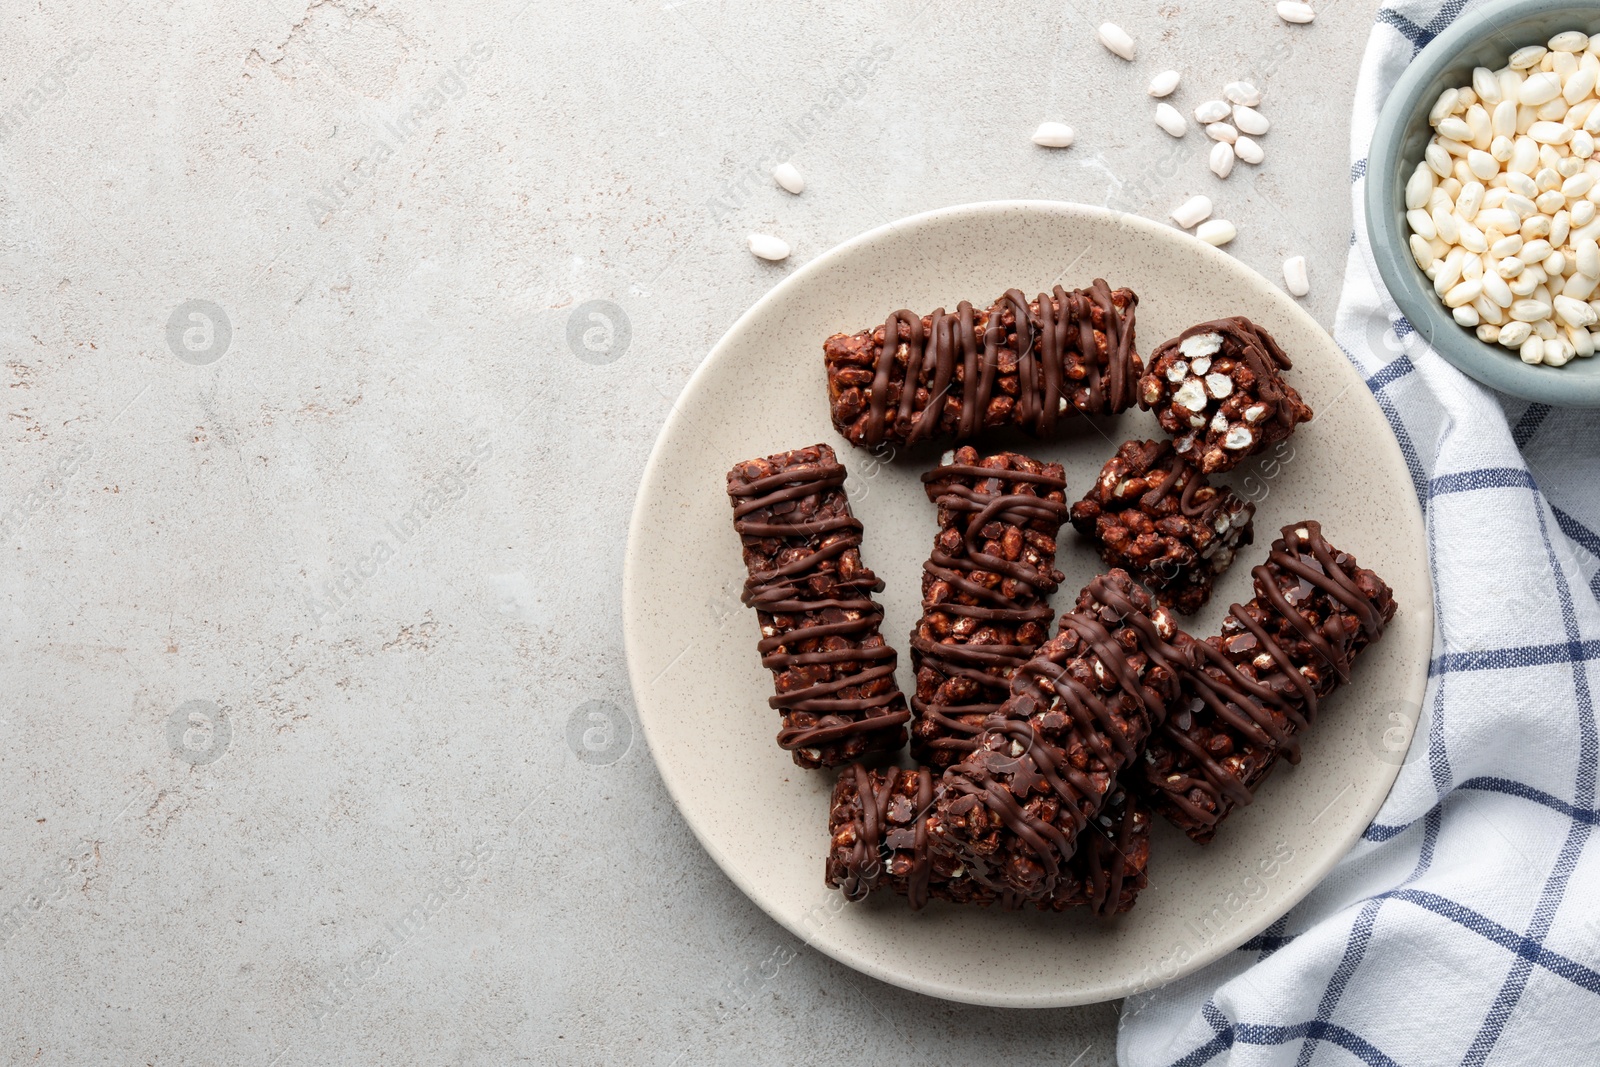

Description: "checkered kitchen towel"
1120 3 1600 1064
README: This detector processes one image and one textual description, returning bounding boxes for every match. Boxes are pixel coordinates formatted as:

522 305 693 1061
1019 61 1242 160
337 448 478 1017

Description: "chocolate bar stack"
825 519 1393 913
716 310 1396 919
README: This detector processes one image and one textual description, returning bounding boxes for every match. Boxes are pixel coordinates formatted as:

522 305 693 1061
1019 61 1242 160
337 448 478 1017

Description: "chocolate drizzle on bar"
826 281 1141 450
826 764 1150 916
830 764 938 908
1069 778 1150 917
930 571 1190 902
1071 439 1256 615
910 450 1069 768
726 444 909 768
1139 317 1314 474
1256 524 1388 682
1140 520 1397 842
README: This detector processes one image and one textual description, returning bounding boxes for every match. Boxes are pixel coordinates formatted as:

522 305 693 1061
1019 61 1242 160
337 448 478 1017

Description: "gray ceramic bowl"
1367 0 1600 405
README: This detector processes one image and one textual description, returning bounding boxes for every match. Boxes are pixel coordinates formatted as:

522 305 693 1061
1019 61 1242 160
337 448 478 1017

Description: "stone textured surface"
0 1 1372 1062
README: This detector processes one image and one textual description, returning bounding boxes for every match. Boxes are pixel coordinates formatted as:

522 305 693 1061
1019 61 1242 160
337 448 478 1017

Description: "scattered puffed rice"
1032 122 1075 148
1233 105 1270 136
773 162 804 194
1234 135 1264 164
748 234 790 261
1277 1 1315 24
1224 81 1262 107
1149 70 1181 97
1098 22 1135 60
1209 140 1235 179
1206 122 1239 143
1171 195 1213 228
1197 219 1237 246
1195 99 1231 124
1283 255 1310 296
1155 103 1188 138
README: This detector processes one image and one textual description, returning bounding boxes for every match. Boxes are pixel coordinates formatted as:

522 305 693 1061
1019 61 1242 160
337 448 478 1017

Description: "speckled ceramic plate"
624 201 1431 1007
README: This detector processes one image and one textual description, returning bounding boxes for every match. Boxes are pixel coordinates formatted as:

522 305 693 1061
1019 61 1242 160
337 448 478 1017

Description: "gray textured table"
0 2 1373 1062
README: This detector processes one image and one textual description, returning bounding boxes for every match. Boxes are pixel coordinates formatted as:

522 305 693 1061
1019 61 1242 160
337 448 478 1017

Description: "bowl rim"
1365 0 1600 406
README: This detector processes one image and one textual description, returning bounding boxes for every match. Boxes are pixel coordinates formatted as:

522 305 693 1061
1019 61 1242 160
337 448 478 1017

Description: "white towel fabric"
1119 2 1600 1064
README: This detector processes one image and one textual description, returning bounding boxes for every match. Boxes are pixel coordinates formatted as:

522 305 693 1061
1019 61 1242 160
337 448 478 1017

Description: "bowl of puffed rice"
1367 0 1600 405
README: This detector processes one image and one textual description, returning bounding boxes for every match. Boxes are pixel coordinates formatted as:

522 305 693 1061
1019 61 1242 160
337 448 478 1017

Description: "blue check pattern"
1120 2 1600 1063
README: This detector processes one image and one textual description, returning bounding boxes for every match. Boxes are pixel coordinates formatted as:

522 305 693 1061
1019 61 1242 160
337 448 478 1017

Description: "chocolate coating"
1138 317 1314 474
910 448 1069 769
1070 438 1255 614
825 281 1141 449
726 443 909 768
1140 520 1397 842
826 764 1149 915
929 571 1194 903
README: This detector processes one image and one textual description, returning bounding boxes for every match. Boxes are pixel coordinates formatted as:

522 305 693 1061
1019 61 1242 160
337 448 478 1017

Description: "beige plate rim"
623 199 1433 1007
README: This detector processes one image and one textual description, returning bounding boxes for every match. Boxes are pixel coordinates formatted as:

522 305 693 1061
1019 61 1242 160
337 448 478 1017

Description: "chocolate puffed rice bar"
1138 317 1314 474
824 281 1140 450
929 571 1193 903
1139 521 1397 842
910 447 1069 769
1070 439 1255 615
826 764 1149 916
726 443 909 768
